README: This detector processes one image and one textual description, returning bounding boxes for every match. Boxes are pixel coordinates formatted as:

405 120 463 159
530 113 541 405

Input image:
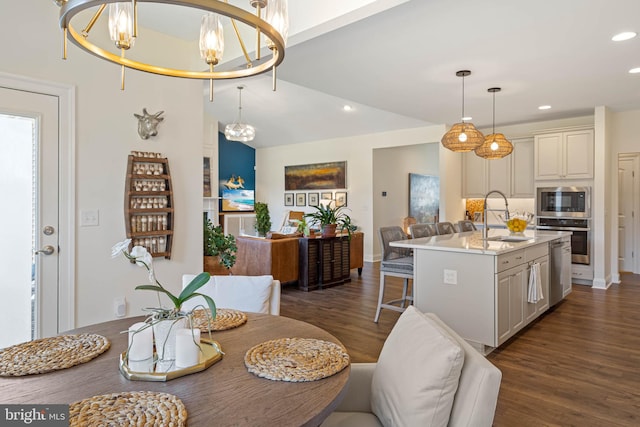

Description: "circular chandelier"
54 0 287 101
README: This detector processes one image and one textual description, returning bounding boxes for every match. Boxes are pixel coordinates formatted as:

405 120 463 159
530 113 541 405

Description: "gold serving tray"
119 340 223 382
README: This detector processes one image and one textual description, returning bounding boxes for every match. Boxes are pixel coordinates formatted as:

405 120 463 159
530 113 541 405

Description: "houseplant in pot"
111 239 217 362
254 202 272 237
204 217 237 275
305 201 353 238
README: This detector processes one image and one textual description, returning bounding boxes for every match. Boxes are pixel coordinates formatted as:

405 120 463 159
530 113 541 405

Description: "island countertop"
390 229 571 256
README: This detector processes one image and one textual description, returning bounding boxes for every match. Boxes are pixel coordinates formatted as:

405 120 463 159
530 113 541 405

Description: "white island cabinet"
391 230 568 354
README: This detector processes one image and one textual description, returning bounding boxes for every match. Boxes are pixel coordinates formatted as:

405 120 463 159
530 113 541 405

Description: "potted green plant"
254 202 272 237
111 239 217 361
305 201 353 238
204 217 237 274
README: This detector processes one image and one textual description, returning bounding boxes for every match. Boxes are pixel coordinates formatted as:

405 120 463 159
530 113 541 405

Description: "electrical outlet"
443 269 457 285
114 297 126 318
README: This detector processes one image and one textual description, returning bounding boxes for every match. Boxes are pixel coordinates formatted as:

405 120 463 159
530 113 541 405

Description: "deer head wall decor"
134 108 164 140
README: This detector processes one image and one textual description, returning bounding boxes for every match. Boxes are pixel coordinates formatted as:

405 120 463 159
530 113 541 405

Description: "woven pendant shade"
475 133 513 159
441 122 485 152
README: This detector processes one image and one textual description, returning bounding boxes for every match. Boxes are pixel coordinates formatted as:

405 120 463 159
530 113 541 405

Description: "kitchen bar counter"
391 229 571 354
391 229 570 255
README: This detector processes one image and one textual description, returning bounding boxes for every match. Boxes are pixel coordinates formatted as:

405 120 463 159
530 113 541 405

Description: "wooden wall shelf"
124 153 174 259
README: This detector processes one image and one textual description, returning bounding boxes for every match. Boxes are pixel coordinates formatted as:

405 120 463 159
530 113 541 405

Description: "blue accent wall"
218 132 255 206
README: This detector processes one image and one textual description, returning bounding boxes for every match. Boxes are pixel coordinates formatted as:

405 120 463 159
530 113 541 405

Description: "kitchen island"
391 229 571 354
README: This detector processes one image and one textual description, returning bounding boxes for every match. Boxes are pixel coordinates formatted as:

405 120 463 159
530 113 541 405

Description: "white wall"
610 109 640 284
372 143 439 258
2 1 205 327
256 125 447 261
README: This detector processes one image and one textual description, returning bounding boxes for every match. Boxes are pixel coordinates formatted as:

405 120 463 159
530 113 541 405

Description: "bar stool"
375 226 414 322
435 221 456 235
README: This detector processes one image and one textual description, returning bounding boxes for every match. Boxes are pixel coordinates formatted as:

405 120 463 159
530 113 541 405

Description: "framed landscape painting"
285 161 346 190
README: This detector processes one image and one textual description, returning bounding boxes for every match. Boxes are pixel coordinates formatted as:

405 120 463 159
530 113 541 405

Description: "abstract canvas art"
408 173 440 223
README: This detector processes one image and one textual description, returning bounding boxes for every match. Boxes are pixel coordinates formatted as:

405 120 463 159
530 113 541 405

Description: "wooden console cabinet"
298 236 351 291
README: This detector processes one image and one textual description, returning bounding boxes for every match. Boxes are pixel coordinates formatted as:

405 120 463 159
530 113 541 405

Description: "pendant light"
475 88 513 159
441 70 485 152
225 86 256 142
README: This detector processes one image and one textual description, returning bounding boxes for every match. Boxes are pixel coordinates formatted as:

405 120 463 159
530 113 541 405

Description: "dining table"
0 313 350 426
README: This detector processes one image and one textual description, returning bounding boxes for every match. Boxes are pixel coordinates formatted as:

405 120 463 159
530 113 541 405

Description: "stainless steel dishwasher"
549 235 572 306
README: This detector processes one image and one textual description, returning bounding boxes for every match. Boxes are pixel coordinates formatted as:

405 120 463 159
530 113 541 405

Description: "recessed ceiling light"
612 31 637 41
629 67 640 74
461 116 472 121
538 105 551 110
343 105 353 111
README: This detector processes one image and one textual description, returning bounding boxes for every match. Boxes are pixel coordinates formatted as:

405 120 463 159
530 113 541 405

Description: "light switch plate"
80 209 99 227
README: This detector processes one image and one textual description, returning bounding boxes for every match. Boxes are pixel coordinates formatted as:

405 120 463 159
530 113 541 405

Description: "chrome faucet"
483 190 509 240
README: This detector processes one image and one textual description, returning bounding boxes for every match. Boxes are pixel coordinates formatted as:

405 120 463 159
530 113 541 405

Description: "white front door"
0 87 60 347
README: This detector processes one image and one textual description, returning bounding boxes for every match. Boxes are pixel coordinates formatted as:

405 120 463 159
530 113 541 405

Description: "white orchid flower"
129 245 155 283
111 238 132 258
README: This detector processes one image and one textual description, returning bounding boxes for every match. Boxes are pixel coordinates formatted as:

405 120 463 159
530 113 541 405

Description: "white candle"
127 322 153 361
175 328 201 368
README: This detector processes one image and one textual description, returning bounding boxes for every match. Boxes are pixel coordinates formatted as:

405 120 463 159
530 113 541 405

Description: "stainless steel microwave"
536 186 591 218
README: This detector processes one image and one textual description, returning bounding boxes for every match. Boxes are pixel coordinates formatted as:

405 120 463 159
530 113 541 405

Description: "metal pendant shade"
441 70 485 152
225 86 256 142
475 88 513 159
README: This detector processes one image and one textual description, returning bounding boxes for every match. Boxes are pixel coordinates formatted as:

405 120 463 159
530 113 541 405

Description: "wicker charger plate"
70 391 187 427
192 308 247 332
245 337 350 382
0 333 110 377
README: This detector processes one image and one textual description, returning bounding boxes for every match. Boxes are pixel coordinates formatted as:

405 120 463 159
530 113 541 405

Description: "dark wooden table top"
0 313 350 427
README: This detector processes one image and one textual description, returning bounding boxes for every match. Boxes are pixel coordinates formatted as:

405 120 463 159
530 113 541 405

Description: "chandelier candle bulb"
127 322 153 361
175 328 201 368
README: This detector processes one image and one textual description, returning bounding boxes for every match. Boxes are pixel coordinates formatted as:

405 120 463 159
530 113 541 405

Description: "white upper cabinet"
461 137 534 198
510 138 535 198
534 128 593 180
462 151 488 198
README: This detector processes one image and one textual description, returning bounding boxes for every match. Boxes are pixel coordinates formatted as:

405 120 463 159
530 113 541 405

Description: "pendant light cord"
492 90 496 134
461 74 465 123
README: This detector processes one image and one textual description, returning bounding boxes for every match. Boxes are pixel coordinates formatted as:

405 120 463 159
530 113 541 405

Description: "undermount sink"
486 235 532 242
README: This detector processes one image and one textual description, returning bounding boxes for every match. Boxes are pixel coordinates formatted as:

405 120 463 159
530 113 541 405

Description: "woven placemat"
69 391 187 427
0 333 110 377
244 337 350 382
192 308 247 332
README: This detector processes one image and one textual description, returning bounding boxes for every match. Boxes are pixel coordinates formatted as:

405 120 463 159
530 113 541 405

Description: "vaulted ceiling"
143 0 640 148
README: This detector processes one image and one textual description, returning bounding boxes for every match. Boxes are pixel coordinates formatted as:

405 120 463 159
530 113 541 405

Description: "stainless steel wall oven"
537 217 590 265
537 186 591 265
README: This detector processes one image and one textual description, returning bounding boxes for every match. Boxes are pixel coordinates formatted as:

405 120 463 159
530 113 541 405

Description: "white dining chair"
181 274 280 315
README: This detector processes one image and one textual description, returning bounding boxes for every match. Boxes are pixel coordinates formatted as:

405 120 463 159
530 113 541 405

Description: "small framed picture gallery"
296 193 307 206
284 193 294 206
335 191 347 207
308 192 319 206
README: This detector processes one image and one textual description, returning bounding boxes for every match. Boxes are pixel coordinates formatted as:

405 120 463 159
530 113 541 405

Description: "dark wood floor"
280 263 640 427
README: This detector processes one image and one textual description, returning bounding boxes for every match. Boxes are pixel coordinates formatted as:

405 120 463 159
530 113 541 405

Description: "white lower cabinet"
495 245 549 346
496 265 526 345
525 255 549 323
